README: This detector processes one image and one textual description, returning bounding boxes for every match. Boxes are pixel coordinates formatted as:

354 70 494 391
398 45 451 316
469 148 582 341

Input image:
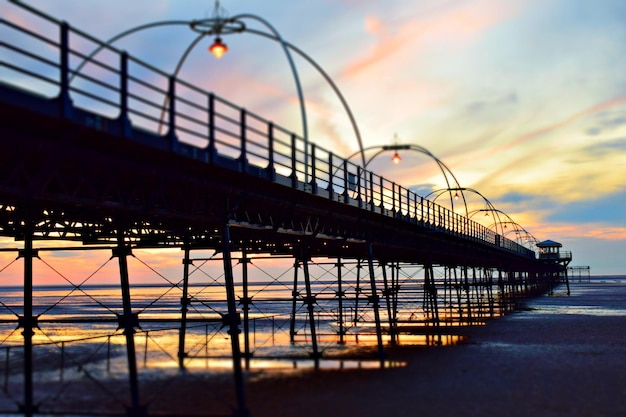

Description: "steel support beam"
300 248 320 368
178 244 191 369
366 244 385 367
221 224 249 417
114 230 144 417
19 225 36 417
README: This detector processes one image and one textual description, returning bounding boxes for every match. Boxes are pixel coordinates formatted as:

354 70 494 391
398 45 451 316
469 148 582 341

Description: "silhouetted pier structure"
0 5 571 417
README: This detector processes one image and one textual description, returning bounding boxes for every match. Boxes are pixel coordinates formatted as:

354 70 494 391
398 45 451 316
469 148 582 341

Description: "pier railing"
1 10 534 260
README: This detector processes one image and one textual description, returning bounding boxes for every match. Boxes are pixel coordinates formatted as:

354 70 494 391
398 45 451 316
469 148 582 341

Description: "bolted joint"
17 248 39 259
308 351 322 360
367 294 379 305
238 296 253 311
112 246 133 258
116 312 140 333
221 312 241 328
302 295 316 306
17 315 38 330
335 290 346 297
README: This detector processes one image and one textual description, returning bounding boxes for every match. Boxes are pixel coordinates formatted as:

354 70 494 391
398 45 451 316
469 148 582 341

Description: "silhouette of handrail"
1 6 536 260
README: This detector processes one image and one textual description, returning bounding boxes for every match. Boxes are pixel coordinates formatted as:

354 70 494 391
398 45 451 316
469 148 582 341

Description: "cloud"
495 188 626 237
545 189 626 225
340 0 525 81
582 137 626 158
585 110 626 137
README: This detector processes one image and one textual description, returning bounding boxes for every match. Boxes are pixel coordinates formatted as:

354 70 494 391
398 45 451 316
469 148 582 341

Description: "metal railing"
0 10 534 260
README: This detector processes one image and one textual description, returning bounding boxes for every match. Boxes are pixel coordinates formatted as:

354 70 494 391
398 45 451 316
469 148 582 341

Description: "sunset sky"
2 0 625 277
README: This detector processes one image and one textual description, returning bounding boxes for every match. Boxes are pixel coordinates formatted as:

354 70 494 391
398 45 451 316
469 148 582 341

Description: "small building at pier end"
537 240 573 294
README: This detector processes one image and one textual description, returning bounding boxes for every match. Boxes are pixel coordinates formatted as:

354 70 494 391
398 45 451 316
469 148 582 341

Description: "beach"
241 278 626 417
2 278 625 417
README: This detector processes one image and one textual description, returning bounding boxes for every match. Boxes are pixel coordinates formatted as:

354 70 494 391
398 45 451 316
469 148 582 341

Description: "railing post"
379 177 384 211
291 134 298 189
266 123 276 180
369 171 375 211
119 52 131 138
327 153 335 200
392 182 396 215
59 22 72 118
357 166 363 208
239 109 248 173
168 75 176 146
342 159 349 202
310 144 318 194
208 93 216 163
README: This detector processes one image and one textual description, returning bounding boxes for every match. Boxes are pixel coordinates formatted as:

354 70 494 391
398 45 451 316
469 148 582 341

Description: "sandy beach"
240 279 626 417
3 279 624 417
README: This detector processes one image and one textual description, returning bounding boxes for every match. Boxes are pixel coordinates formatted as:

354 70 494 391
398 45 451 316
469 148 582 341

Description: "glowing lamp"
209 37 228 59
454 192 459 201
391 152 401 164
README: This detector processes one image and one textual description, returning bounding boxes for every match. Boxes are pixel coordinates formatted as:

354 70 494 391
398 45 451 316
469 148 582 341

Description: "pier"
1 4 572 416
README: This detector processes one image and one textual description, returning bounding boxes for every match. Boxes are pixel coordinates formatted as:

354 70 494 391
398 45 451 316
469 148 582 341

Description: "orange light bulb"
209 37 228 59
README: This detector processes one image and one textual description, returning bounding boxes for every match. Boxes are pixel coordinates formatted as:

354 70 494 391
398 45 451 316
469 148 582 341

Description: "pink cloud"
340 0 525 80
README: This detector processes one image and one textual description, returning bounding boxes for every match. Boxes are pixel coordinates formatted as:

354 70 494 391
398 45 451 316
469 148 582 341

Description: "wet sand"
6 279 624 416
243 280 626 417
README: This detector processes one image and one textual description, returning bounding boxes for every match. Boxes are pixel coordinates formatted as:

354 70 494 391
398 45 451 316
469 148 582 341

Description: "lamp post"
67 1 367 174
343 140 464 210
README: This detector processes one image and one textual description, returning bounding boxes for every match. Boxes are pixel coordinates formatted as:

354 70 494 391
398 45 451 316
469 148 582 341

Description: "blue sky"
3 0 626 275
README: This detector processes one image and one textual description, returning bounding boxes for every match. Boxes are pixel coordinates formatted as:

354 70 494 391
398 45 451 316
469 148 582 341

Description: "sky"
2 0 626 277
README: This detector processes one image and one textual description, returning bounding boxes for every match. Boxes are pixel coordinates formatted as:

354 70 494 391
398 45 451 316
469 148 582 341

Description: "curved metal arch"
69 14 367 172
345 144 464 210
244 28 366 168
423 187 469 219
69 20 193 83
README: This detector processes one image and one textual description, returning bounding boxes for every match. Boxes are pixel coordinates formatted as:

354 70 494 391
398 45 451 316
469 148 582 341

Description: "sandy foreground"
5 279 625 416
134 279 625 417
239 280 626 417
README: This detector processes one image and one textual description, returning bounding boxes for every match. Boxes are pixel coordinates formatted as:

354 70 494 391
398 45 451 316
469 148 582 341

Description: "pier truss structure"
0 5 570 417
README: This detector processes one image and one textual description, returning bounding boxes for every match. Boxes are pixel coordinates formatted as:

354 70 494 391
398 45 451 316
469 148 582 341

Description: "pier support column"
564 269 571 296
336 258 345 345
366 243 385 367
178 244 191 369
221 224 249 417
381 262 396 345
463 266 472 324
114 230 144 417
424 263 441 346
300 248 320 368
454 267 463 322
240 249 252 370
353 259 362 329
18 224 37 417
289 259 300 344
